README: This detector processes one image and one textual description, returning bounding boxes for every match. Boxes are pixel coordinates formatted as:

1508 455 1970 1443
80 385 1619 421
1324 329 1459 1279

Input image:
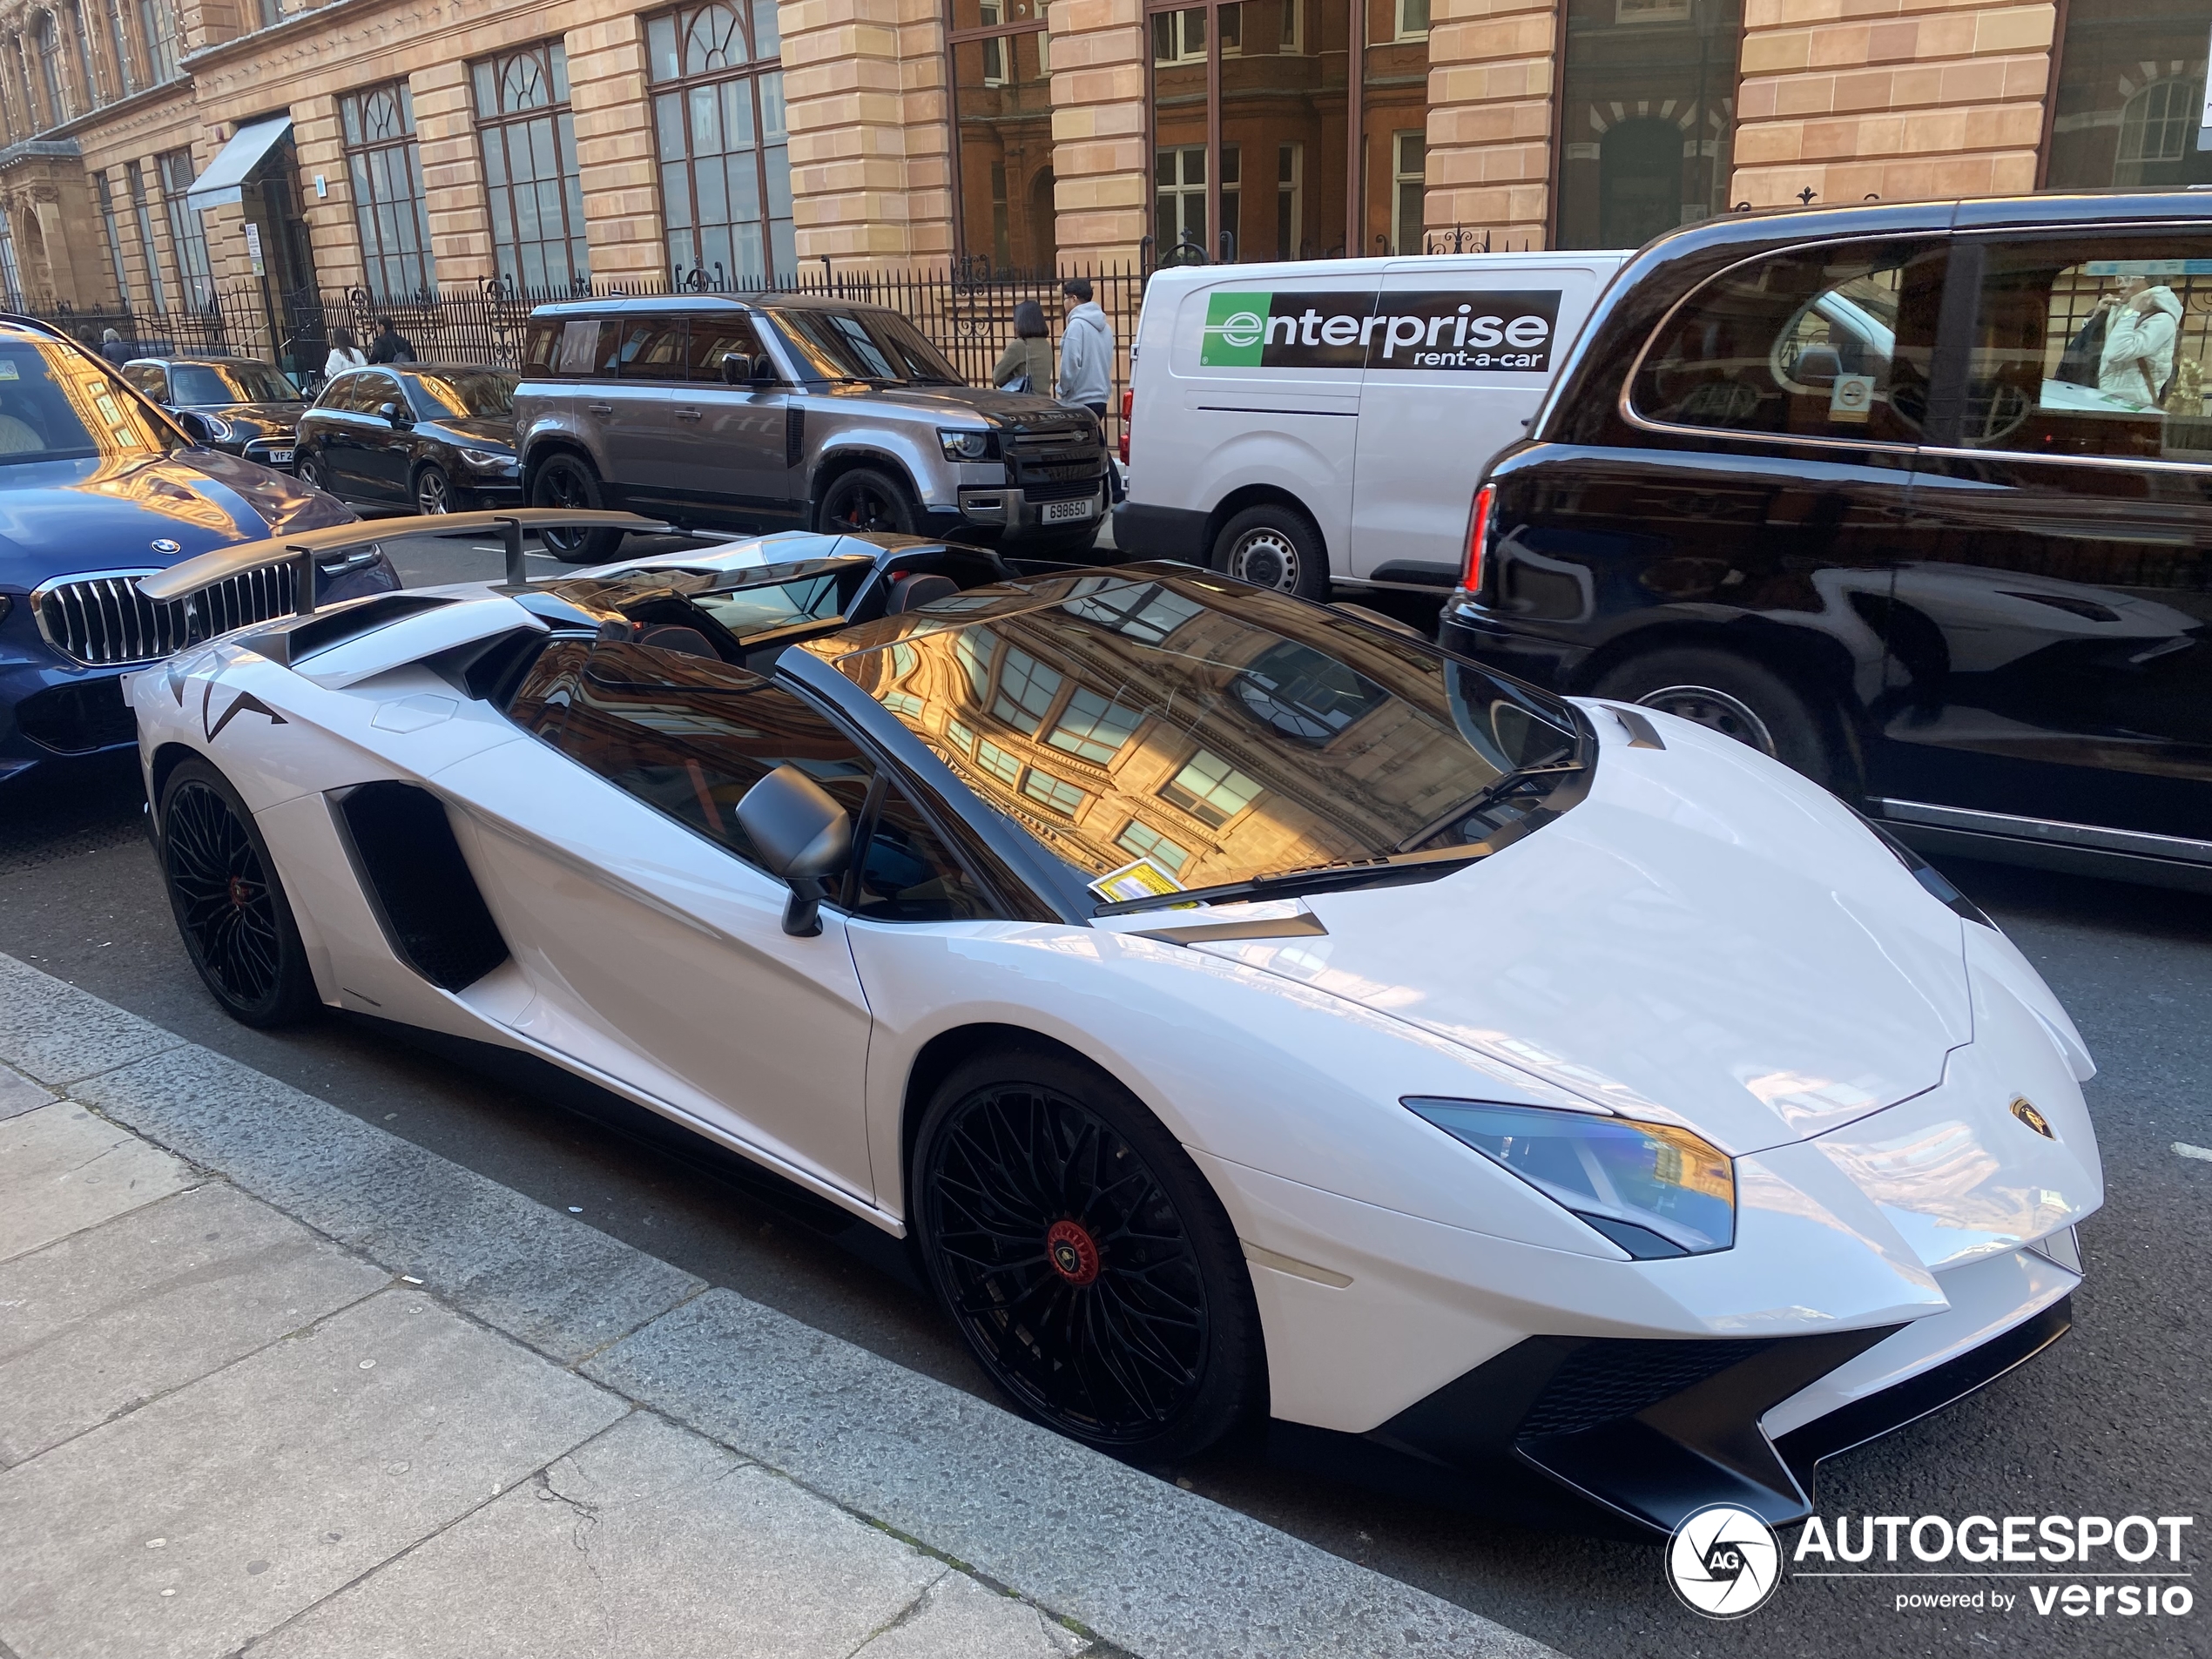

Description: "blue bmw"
0 316 397 786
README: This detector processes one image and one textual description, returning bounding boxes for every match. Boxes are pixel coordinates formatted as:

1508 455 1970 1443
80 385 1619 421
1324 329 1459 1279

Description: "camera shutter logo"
1668 1503 1782 1619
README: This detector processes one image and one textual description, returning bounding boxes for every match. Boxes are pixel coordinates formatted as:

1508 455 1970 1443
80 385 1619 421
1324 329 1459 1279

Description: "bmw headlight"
1404 1097 1735 1258
939 428 999 462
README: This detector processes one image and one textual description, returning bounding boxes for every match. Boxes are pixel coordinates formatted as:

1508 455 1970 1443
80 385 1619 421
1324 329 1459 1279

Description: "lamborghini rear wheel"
158 759 319 1028
913 1045 1264 1464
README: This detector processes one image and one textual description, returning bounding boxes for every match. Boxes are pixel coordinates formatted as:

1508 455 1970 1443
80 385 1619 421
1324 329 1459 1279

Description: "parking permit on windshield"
1089 858 1185 905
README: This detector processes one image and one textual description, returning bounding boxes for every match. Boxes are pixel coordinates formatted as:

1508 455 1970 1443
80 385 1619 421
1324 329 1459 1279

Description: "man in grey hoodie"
1056 278 1113 417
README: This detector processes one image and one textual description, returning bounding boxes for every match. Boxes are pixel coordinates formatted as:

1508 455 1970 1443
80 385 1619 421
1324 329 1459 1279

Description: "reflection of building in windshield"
67 452 242 537
837 577 1504 890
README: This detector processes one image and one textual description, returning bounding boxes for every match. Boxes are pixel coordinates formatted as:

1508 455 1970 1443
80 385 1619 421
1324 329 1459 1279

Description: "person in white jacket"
2096 276 2183 410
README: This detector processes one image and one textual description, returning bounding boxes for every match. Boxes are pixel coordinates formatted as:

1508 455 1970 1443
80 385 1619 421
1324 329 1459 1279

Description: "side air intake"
330 782 509 991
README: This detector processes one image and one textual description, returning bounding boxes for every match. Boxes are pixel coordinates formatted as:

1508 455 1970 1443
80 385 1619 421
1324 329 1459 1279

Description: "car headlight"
202 414 235 442
1404 1096 1736 1258
455 446 516 470
939 428 999 462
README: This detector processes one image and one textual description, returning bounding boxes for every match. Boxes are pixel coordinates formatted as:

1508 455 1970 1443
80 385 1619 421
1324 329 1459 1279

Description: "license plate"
267 448 294 465
1042 496 1097 524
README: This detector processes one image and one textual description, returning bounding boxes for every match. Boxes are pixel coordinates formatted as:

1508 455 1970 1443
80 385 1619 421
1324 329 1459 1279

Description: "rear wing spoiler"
137 509 669 612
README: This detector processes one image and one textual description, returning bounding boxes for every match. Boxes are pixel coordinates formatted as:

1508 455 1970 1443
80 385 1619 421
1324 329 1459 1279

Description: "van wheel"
1591 647 1840 789
1213 504 1329 601
529 454 620 563
819 468 918 536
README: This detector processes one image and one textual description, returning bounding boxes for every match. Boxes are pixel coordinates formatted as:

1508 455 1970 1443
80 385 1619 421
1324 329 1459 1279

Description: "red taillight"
1119 389 1132 464
1462 483 1494 593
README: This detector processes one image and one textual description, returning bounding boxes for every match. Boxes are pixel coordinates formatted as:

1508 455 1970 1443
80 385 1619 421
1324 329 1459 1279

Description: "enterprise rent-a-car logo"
1198 289 1561 373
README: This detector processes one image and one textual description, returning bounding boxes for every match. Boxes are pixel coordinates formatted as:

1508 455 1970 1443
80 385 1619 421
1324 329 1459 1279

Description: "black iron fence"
23 264 1147 427
20 233 1516 435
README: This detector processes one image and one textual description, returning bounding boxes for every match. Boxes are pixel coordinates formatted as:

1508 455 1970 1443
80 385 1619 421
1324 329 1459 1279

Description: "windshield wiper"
1093 844 1487 918
1392 760 1584 854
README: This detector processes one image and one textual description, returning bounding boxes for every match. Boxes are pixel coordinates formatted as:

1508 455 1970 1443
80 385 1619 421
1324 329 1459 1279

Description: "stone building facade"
0 0 2197 343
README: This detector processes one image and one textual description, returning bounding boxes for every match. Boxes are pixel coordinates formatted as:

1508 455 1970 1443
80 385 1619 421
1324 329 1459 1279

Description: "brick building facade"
0 0 2197 350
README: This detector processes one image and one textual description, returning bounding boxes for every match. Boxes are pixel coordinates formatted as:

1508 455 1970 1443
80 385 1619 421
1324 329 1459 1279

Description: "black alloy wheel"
818 467 918 536
158 759 318 1028
294 453 326 493
413 462 452 515
529 453 620 563
914 1047 1263 1462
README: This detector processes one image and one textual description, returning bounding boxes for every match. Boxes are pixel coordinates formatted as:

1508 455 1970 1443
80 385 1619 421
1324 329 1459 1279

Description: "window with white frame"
1394 0 1428 37
1391 131 1424 254
1156 145 1205 251
34 12 70 124
1275 141 1301 258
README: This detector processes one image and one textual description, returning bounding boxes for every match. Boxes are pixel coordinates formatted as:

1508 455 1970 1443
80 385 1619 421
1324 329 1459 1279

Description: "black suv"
1441 191 2212 891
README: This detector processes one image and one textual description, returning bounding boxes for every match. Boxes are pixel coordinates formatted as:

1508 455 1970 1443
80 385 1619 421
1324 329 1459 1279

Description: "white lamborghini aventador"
127 509 2101 1536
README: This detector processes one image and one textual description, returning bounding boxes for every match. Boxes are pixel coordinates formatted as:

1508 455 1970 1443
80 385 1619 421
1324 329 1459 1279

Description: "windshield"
808 571 1583 904
410 368 517 420
0 340 180 466
170 361 301 405
772 307 964 385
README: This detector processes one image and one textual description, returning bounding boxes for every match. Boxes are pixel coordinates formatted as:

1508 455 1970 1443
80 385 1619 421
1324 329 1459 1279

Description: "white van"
1114 250 1629 598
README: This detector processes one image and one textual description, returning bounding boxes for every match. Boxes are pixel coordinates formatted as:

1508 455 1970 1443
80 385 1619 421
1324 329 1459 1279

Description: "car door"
599 315 688 506
667 311 801 530
1887 230 2212 847
1349 256 1615 583
443 637 880 1200
307 372 375 497
1486 236 1951 762
350 369 412 503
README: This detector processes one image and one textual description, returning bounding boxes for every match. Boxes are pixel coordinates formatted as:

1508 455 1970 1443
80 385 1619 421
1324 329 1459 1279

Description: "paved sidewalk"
0 952 1558 1659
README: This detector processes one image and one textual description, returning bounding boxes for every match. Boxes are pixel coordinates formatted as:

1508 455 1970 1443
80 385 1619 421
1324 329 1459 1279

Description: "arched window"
470 41 589 289
34 12 71 125
2115 75 2202 186
340 82 439 296
645 0 792 285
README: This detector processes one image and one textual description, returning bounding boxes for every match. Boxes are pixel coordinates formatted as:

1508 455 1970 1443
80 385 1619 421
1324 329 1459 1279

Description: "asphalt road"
2 525 2205 1658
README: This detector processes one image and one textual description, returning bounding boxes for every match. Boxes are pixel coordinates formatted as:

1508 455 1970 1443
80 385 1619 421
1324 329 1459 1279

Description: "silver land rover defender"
512 294 1111 563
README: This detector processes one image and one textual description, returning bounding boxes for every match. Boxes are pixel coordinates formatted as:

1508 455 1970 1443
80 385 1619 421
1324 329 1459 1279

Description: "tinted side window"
853 783 997 921
1630 240 1946 443
616 319 688 381
687 315 766 381
360 373 404 414
522 320 561 376
125 364 166 399
551 641 873 869
554 319 619 378
1959 238 2212 460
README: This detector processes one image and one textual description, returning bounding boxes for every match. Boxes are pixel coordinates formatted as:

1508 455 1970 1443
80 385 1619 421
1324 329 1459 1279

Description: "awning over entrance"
185 115 292 212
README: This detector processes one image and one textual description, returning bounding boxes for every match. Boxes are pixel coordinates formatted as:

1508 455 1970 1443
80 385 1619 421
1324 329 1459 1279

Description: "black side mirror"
720 353 753 385
735 765 853 936
173 409 218 445
378 400 409 428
